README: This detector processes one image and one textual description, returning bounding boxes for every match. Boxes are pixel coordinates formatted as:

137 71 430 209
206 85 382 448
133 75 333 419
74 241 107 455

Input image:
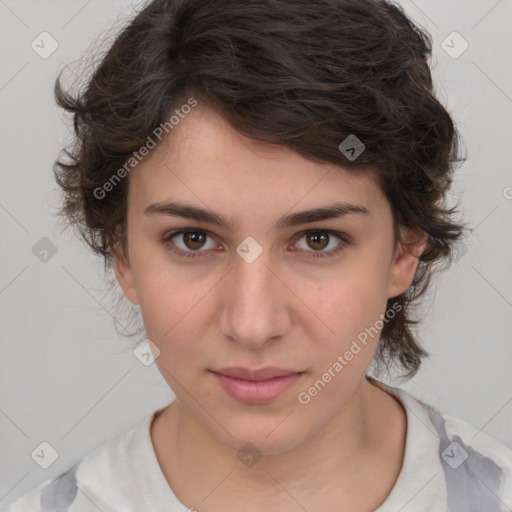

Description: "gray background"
1 0 511 504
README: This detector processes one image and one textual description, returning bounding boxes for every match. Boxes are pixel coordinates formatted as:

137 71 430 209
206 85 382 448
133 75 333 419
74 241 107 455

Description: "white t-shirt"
2 381 512 512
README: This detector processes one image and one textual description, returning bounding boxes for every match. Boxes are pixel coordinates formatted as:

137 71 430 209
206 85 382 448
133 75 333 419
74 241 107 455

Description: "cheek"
317 261 390 331
308 256 391 368
136 274 208 341
128 239 201 327
296 270 388 412
136 273 209 387
129 252 219 376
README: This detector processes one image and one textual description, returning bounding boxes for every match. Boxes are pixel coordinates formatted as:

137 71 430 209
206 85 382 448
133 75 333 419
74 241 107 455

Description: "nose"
217 243 292 349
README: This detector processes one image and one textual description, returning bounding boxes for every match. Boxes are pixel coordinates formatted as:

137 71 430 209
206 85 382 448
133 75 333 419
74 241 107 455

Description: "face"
114 104 424 454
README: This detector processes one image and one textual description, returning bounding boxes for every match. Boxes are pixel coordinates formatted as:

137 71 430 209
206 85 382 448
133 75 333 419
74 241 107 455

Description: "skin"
114 104 427 512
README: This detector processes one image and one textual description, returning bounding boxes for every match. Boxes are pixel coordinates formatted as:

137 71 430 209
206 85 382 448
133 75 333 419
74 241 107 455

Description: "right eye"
161 228 219 259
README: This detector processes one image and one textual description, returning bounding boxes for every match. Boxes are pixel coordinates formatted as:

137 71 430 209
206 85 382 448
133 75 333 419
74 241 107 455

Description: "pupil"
308 232 328 251
185 231 205 250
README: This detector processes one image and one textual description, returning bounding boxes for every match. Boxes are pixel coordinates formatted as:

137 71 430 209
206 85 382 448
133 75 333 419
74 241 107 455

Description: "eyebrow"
143 200 370 231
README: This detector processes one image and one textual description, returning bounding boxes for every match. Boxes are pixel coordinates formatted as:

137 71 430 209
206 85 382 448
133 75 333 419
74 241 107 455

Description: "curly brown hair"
53 0 468 380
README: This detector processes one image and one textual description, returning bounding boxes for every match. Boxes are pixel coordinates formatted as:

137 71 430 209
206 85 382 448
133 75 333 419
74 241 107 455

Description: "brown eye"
294 230 348 258
162 229 218 258
182 231 207 250
306 232 330 251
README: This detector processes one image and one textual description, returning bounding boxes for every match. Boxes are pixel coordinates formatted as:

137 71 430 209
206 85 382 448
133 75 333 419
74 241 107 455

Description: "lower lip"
211 371 303 404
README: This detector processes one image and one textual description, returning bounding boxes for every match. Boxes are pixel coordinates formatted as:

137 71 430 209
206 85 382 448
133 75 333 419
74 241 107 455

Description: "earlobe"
387 227 427 299
113 249 139 305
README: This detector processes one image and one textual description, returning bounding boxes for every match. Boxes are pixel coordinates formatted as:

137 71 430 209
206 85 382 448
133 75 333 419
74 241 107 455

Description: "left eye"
293 230 346 257
162 229 348 259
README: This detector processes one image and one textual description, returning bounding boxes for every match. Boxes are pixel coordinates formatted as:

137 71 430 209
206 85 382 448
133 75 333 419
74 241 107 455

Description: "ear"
387 226 427 299
112 229 139 305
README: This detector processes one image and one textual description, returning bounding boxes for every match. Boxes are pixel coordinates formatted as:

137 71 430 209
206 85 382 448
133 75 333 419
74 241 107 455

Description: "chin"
210 413 308 457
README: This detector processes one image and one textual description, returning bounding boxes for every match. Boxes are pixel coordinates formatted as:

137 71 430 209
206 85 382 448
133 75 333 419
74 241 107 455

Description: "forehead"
128 105 383 216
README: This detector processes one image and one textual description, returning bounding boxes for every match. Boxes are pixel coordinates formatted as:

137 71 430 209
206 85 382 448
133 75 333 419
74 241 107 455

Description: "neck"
151 377 406 511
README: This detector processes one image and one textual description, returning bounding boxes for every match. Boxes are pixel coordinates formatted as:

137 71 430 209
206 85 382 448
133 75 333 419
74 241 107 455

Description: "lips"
211 366 301 381
210 366 304 404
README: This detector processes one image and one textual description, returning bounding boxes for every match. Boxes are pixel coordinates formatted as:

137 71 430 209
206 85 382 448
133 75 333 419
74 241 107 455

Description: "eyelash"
161 228 349 260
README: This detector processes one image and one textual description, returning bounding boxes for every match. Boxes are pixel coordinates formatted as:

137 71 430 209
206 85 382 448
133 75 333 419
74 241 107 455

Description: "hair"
53 0 468 380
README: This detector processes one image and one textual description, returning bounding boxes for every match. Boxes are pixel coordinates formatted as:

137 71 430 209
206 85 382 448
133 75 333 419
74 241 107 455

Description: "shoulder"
414 392 512 474
0 462 79 512
434 406 512 472
0 410 158 512
390 382 512 510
